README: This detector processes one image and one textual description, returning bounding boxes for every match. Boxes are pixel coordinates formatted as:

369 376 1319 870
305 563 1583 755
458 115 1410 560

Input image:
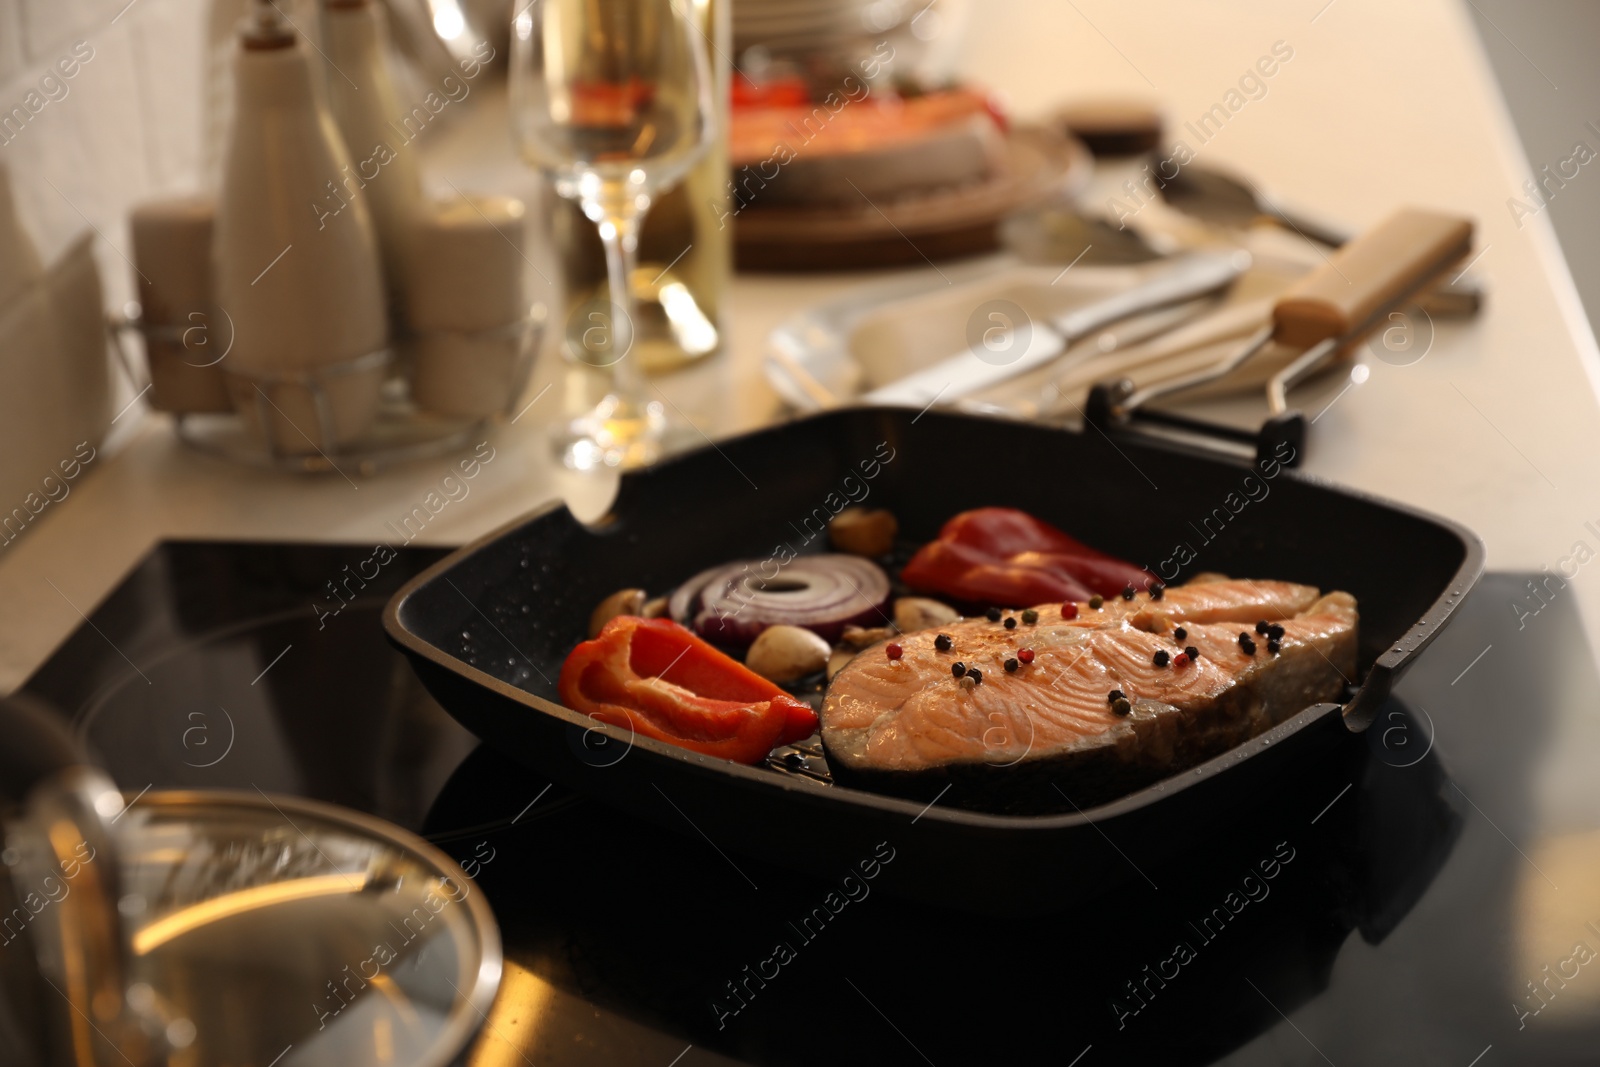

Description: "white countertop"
2 0 1597 693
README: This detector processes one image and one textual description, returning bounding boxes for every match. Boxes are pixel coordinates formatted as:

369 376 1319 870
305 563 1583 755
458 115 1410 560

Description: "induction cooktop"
19 541 1600 1065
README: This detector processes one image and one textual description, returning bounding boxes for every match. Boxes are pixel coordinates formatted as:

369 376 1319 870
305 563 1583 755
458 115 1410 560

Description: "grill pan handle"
1341 519 1486 732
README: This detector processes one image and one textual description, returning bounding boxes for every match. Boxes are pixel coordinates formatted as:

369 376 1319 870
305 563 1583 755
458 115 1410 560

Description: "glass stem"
597 208 646 404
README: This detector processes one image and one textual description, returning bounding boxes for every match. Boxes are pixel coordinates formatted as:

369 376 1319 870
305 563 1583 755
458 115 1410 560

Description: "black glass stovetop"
19 541 1600 1065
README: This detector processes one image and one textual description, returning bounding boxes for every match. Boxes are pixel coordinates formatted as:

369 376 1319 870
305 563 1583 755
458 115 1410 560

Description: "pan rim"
383 407 1484 831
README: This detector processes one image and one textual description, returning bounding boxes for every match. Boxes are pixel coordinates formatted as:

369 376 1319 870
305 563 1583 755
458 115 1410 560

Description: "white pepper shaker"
405 195 529 418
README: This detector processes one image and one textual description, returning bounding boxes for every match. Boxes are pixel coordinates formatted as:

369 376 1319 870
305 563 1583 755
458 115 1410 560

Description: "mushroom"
828 507 898 557
745 624 831 683
641 596 669 618
588 587 646 638
841 624 897 650
894 596 960 634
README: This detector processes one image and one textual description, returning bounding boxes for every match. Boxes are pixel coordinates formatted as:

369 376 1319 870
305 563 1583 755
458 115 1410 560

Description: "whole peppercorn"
885 643 903 660
952 662 967 678
1018 648 1035 664
1173 627 1187 642
1267 623 1286 641
1150 582 1165 601
1112 697 1132 716
1173 652 1190 668
1153 650 1170 668
1062 602 1080 620
1004 657 1019 672
1267 639 1282 655
1004 617 1017 630
1021 609 1038 625
1239 635 1257 655
1255 620 1271 636
1107 689 1125 704
1185 646 1199 660
1122 583 1137 600
968 668 984 685
1089 595 1104 610
934 633 953 652
986 607 1002 622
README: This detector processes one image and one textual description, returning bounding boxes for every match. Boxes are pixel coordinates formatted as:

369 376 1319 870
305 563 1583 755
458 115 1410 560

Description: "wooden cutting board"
733 126 1091 272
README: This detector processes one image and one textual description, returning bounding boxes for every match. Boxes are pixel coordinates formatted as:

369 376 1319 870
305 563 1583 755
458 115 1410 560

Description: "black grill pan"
384 408 1482 911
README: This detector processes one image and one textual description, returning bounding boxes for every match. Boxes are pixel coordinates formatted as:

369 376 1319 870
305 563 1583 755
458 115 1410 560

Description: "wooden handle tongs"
1086 207 1475 466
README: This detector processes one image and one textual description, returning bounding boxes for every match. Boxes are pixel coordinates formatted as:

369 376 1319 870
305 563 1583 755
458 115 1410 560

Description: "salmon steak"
821 576 1358 813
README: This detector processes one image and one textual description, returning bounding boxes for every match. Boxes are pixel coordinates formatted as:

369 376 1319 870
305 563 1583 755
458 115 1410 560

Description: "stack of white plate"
733 0 906 53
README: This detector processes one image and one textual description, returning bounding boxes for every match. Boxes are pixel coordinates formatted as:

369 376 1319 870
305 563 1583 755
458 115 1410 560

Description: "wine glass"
511 0 716 470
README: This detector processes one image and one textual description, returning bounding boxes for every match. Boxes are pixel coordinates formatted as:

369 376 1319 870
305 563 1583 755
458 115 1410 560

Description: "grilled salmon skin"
820 577 1357 813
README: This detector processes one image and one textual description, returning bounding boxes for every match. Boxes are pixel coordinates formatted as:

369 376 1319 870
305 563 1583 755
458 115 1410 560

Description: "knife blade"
861 248 1249 409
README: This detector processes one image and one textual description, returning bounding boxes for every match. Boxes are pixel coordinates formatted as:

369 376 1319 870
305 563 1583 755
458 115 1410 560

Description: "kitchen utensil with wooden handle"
864 248 1249 408
1156 162 1483 317
1088 207 1474 464
1009 296 1274 420
1271 207 1474 347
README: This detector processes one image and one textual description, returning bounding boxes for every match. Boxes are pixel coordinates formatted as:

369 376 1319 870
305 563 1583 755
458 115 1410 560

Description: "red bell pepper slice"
901 508 1153 607
558 616 818 765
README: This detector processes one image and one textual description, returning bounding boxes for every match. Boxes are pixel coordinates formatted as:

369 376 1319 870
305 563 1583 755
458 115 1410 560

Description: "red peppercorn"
1062 602 1079 620
1018 648 1035 664
1174 652 1190 668
885 643 903 660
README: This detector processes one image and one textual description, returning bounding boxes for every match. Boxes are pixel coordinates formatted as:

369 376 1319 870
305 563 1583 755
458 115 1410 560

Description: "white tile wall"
130 0 207 190
10 25 154 309
0 0 210 465
18 0 125 61
1 0 208 308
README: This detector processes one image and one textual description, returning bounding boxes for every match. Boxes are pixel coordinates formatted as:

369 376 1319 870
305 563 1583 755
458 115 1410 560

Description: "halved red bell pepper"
558 616 818 764
901 507 1153 607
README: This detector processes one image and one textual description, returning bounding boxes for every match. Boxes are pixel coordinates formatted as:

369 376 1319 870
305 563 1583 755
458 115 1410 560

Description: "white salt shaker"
405 195 529 418
131 196 233 413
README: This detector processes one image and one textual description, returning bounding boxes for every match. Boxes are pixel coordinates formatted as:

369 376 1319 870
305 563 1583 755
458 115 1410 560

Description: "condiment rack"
108 303 544 475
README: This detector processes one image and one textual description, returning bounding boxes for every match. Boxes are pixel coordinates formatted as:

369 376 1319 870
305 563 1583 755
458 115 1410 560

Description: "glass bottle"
319 0 426 319
212 0 388 451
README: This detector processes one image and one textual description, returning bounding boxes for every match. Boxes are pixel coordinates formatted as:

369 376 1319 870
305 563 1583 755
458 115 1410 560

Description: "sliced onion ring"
667 563 728 628
669 555 891 648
